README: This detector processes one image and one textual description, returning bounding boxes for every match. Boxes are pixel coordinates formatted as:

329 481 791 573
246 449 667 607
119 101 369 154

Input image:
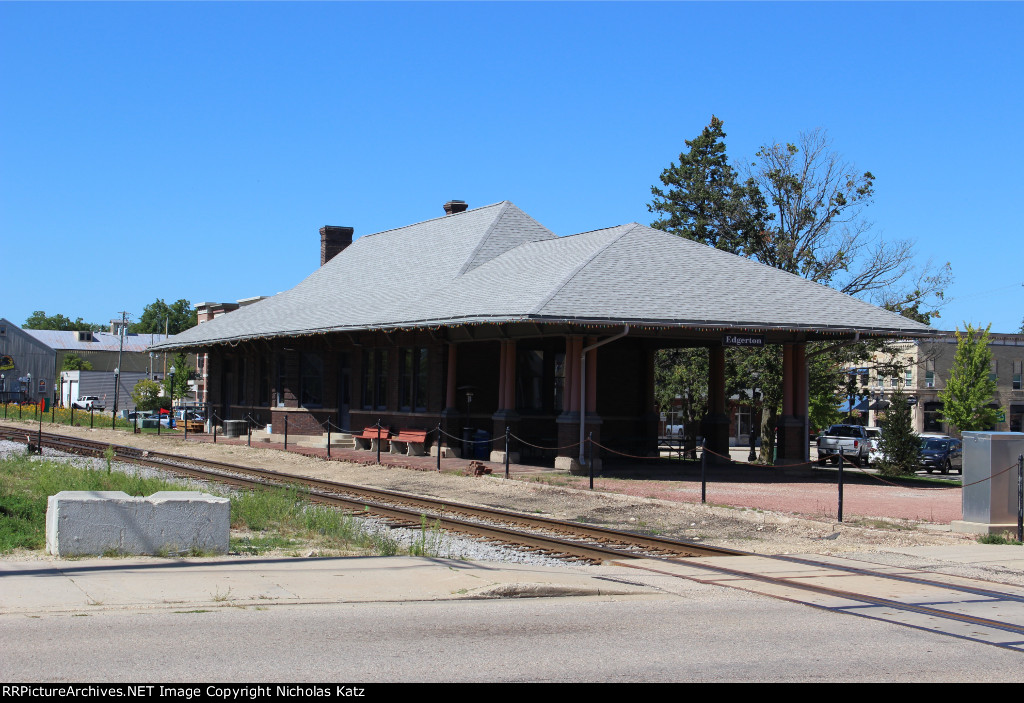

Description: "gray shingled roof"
23 329 169 353
153 201 932 349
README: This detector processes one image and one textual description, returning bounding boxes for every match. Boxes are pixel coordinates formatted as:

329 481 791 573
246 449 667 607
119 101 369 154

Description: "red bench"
390 429 429 456
353 426 390 451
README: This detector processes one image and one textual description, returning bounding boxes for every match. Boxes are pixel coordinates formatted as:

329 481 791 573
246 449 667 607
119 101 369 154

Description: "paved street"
3 555 1024 682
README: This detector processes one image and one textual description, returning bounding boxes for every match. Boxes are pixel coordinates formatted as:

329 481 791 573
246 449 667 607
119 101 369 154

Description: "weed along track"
2 429 739 563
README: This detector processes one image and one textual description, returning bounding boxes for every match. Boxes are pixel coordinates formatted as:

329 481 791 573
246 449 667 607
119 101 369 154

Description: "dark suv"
919 436 962 475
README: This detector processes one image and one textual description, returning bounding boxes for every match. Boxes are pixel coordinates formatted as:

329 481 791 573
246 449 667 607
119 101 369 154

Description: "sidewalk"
0 556 656 616
4 546 1024 617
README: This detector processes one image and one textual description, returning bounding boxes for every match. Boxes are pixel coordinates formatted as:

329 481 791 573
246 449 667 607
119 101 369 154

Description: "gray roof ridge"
528 223 639 315
455 201 512 276
354 200 509 243
632 224 935 331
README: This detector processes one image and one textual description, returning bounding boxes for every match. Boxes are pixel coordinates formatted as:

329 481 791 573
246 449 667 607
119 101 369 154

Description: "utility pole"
113 311 128 419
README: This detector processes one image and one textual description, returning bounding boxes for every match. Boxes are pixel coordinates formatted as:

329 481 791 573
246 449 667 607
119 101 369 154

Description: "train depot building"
152 200 931 469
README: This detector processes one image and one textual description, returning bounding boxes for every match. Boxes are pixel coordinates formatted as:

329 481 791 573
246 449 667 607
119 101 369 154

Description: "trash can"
223 420 247 438
473 429 490 460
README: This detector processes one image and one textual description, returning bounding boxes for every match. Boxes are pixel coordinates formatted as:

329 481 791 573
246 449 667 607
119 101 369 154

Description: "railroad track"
0 427 739 563
8 425 1024 652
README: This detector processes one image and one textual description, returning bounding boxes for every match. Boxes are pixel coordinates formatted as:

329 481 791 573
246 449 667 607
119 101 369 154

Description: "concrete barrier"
45 491 230 557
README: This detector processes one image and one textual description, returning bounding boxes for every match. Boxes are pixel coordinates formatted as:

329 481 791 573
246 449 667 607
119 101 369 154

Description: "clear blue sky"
2 1 1021 333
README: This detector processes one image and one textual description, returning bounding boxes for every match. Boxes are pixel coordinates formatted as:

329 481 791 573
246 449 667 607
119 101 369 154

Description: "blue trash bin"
473 430 490 460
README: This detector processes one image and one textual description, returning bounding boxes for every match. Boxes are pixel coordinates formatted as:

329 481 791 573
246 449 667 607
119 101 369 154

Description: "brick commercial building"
151 200 933 469
859 334 1024 435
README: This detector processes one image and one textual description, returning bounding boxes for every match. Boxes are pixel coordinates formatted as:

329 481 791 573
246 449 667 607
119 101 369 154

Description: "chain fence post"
1017 453 1023 544
326 421 331 459
89 407 93 428
284 415 289 451
838 447 845 523
701 438 707 504
247 418 252 447
436 424 442 472
213 417 217 444
588 431 594 490
376 419 382 465
505 426 510 479
184 413 189 441
133 414 138 434
156 410 160 435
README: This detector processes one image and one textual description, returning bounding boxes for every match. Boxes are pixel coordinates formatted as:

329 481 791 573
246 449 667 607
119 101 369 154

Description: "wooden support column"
504 340 516 410
491 340 519 464
777 342 807 466
585 337 598 414
445 343 458 410
782 344 794 418
702 346 730 465
497 341 507 410
557 335 583 471
438 343 461 458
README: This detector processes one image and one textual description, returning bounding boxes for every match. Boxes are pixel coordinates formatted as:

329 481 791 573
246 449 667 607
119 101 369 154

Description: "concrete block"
951 520 1020 536
489 450 521 464
430 445 461 458
46 491 230 557
554 456 580 473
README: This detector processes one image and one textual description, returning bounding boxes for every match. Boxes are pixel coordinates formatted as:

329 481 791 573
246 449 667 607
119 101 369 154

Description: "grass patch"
977 533 1023 546
0 452 426 558
0 452 187 553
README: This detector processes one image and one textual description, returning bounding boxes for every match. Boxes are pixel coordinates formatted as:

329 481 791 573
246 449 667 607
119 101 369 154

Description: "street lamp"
26 372 31 403
168 365 176 427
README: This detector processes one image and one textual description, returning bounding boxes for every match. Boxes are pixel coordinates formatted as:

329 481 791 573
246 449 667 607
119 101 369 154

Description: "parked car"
816 424 871 466
919 436 962 475
143 413 174 428
865 426 883 465
72 396 104 411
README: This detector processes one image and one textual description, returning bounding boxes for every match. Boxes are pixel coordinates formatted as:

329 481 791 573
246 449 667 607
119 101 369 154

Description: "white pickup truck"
816 424 870 466
72 395 105 411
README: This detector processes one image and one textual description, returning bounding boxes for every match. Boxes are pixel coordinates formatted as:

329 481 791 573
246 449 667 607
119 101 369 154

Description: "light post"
26 372 31 404
168 365 176 429
1 373 5 404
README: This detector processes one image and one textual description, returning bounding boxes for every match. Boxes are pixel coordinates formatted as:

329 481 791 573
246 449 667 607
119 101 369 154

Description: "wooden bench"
353 426 390 451
390 429 429 456
185 420 205 433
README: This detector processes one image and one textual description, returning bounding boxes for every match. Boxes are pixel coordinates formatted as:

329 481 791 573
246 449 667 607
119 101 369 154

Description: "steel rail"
622 557 1024 651
1 428 737 562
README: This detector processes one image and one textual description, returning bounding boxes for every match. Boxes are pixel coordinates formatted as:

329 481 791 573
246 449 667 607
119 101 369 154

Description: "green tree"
877 386 920 477
655 348 709 459
163 352 192 401
131 379 163 412
939 323 1002 432
61 355 93 371
24 311 100 331
648 115 766 254
649 121 953 463
130 299 198 336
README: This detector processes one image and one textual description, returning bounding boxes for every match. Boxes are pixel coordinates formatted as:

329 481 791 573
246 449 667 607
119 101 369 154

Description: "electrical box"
954 432 1024 534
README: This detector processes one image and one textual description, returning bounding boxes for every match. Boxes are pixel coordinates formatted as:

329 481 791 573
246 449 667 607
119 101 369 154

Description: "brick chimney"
320 226 354 266
443 200 468 215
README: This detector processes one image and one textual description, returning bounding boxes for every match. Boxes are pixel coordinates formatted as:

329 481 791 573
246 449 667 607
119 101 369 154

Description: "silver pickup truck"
816 424 870 466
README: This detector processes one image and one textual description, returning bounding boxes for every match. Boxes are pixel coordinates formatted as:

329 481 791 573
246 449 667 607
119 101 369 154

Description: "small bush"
977 533 1023 546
